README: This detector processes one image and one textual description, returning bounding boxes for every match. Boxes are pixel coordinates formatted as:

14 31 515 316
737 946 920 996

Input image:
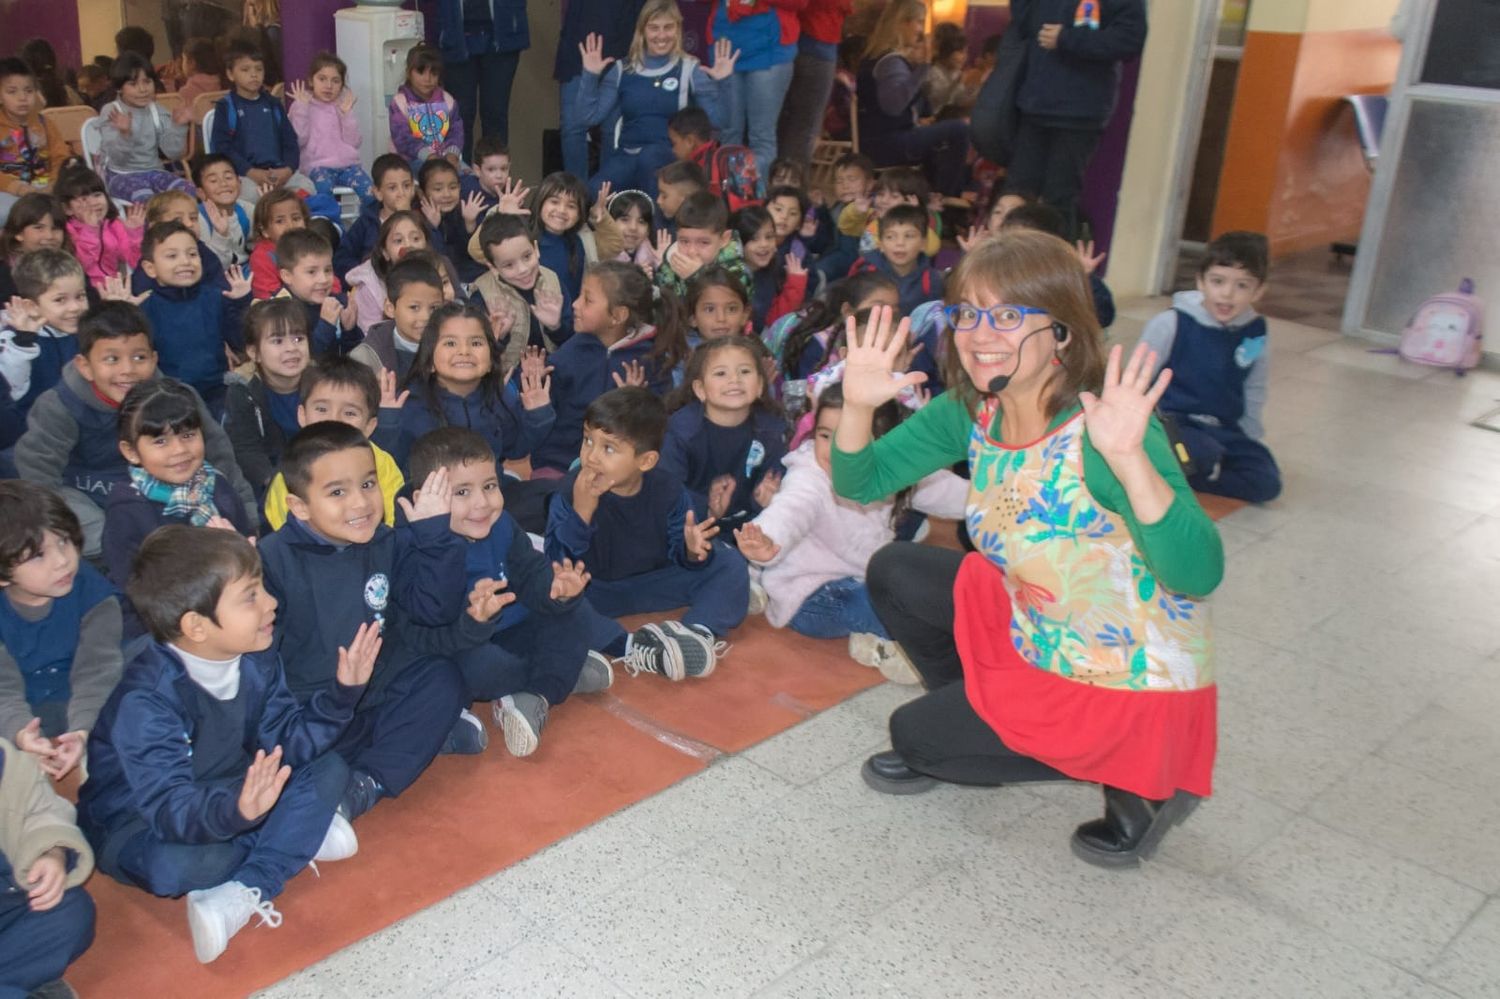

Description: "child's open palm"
1075 239 1106 275
379 368 409 410
288 79 311 103
683 510 719 562
519 354 553 410
784 253 806 278
335 620 382 688
549 558 591 600
496 178 532 216
732 522 780 563
1079 343 1171 462
467 577 516 622
460 190 487 230
123 203 147 230
99 275 151 306
400 466 453 522
611 359 647 388
339 89 357 114
237 747 290 821
26 847 67 912
205 201 232 236
841 306 926 410
222 265 252 300
531 288 563 329
108 107 132 134
419 193 442 228
5 296 41 333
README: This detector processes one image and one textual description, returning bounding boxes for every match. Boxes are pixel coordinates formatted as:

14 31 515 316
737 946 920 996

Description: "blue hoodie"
1013 0 1148 125
546 466 710 582
138 280 249 403
660 400 787 527
397 383 554 470
529 328 671 473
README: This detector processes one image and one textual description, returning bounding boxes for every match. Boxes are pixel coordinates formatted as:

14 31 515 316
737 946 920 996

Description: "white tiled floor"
256 307 1500 998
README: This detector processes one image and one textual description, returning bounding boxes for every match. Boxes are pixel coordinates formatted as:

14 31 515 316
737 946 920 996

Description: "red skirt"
953 554 1217 800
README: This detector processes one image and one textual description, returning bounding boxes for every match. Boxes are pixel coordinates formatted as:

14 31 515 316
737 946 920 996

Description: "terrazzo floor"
255 301 1500 999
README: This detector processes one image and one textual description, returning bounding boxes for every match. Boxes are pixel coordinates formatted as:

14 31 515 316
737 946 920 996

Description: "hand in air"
591 181 612 225
378 367 409 410
839 305 926 410
579 33 616 76
611 359 647 388
531 288 564 329
99 275 151 306
496 178 532 216
1075 239 1106 275
288 79 311 104
705 39 741 81
237 746 290 821
549 558 591 600
683 510 720 562
122 203 148 231
335 620 383 687
733 522 780 563
1079 343 1171 462
222 265 253 300
467 577 516 622
398 465 452 522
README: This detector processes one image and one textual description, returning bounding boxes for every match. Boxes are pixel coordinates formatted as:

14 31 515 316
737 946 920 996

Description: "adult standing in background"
555 0 648 179
436 0 531 160
708 0 805 179
776 0 853 165
1000 0 1146 235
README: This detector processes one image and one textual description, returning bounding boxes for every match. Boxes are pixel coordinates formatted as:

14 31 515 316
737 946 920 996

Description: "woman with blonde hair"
575 0 740 198
833 230 1223 868
856 0 970 194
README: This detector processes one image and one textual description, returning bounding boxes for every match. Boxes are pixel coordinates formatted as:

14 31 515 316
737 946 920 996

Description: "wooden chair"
40 105 96 159
809 94 859 200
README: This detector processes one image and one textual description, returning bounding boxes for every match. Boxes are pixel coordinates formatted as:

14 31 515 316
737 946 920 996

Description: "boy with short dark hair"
15 303 255 555
0 481 123 781
412 428 609 756
260 356 406 530
78 526 375 963
192 152 255 270
654 160 707 232
258 422 503 820
546 388 747 682
655 191 752 301
1142 230 1280 503
667 106 760 210
333 154 434 280
473 212 568 373
276 229 361 357
1000 201 1115 328
137 221 253 417
849 204 944 315
349 254 444 382
210 42 314 204
837 166 940 259
460 135 511 213
0 250 90 420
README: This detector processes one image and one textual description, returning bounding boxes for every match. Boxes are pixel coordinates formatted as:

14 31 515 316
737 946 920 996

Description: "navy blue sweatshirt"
397 383 554 469
138 280 249 402
546 466 710 582
210 90 300 174
463 510 578 634
529 330 671 473
1013 0 1148 126
333 200 451 283
660 401 786 528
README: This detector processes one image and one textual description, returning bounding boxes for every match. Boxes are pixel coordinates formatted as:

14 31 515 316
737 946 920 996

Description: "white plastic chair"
201 107 217 155
79 116 105 172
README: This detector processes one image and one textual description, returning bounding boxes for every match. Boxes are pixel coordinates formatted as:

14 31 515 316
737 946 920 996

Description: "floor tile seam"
1414 897 1497 983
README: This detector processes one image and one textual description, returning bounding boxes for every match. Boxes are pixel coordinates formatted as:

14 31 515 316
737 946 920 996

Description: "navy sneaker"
441 708 489 755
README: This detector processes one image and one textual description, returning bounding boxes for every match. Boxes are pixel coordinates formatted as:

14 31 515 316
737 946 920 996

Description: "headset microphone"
984 323 1068 394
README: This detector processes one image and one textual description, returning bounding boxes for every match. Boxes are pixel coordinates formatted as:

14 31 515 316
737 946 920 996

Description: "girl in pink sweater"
57 168 145 287
288 53 374 202
734 379 966 681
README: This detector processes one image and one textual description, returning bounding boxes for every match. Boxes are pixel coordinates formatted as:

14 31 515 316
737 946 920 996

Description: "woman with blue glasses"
830 229 1224 868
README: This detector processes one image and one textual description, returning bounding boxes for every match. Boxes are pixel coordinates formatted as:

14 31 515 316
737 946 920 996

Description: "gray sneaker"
572 650 615 694
495 693 549 757
619 624 686 682
661 621 727 678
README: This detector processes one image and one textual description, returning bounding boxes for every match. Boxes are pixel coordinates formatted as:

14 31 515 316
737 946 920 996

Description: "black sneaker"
571 650 615 694
441 708 489 755
618 624 686 682
661 621 726 678
495 692 549 757
337 769 386 822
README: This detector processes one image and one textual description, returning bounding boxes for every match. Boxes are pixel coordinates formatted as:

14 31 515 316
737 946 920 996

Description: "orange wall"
1213 28 1402 257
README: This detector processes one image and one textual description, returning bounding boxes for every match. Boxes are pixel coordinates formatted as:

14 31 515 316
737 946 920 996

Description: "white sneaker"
748 578 769 616
849 633 921 685
186 881 282 964
313 813 359 863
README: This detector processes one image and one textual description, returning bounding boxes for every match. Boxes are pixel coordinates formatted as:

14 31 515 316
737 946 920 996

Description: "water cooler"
335 4 426 171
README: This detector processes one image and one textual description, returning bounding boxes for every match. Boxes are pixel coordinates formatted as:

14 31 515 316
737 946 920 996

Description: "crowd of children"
0 8 1281 991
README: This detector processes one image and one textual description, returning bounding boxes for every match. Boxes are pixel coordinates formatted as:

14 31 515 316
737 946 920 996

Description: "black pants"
1001 117 1104 236
867 543 1070 786
445 50 522 160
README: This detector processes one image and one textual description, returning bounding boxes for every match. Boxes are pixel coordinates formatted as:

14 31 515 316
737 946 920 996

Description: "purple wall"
2 0 83 68
1078 59 1141 278
281 0 361 86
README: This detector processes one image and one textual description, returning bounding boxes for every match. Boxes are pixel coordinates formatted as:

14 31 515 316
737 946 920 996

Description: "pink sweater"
289 93 363 172
749 443 968 628
67 218 143 286
345 259 387 334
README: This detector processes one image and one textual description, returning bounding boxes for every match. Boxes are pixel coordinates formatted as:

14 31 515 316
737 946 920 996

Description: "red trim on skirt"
952 554 1217 800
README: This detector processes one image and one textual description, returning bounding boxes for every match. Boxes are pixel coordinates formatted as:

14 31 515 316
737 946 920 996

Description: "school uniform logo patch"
745 440 766 479
364 573 390 612
662 77 680 92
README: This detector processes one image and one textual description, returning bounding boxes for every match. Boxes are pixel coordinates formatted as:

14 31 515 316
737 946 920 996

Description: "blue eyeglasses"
943 304 1049 333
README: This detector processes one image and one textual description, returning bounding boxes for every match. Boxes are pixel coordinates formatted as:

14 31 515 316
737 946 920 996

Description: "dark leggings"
867 543 1070 786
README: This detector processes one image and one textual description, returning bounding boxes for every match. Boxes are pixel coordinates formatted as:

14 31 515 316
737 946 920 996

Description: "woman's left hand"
1079 343 1171 462
705 39 741 81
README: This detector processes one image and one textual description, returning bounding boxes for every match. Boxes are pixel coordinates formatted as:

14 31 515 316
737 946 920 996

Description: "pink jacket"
67 218 143 286
344 259 388 334
289 93 363 172
749 443 967 628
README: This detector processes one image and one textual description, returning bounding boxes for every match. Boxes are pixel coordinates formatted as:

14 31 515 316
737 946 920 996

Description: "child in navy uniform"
0 482 123 782
276 229 362 358
547 388 748 682
848 205 943 317
257 422 501 822
348 254 445 385
211 41 315 203
0 735 97 997
1141 231 1280 503
79 527 376 963
411 429 611 758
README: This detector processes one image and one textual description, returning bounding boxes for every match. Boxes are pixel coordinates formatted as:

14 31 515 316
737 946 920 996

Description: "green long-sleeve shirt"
831 391 1225 598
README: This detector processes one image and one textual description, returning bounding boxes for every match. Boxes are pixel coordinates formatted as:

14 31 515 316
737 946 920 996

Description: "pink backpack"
1400 279 1484 373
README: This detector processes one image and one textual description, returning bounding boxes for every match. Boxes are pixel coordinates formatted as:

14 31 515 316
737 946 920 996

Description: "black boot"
861 751 938 795
1070 786 1199 868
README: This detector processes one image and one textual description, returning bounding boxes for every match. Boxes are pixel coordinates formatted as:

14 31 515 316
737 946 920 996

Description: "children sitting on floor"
460 135 511 213
849 204 944 317
472 211 569 374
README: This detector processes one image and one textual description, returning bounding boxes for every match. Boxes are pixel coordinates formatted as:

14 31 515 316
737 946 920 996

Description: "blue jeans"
308 164 374 202
0 885 95 997
445 49 522 159
589 140 675 200
96 751 347 900
561 75 624 180
584 544 751 648
788 577 888 640
720 60 796 185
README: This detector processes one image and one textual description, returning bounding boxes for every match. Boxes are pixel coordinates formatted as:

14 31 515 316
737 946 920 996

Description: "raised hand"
288 79 311 103
591 181 612 225
5 296 40 333
122 202 148 230
488 303 515 344
518 352 553 410
26 847 67 912
496 177 532 216
549 558 591 600
205 200 232 236
579 33 616 76
222 264 252 300
732 522 780 563
340 299 358 330
611 359 646 388
705 38 741 81
48 731 87 780
237 746 290 821
318 296 343 326
784 252 806 278
752 470 782 508
1075 238 1106 276
108 107 132 134
1079 343 1171 461
467 577 516 622
99 275 151 305
460 190 487 230
683 510 719 562
379 367 409 410
653 229 675 268
256 179 276 197
852 194 873 217
531 288 563 329
335 620 382 687
419 192 442 228
339 88 357 114
399 465 452 522
840 305 926 410
957 224 988 253
172 103 193 126
707 475 735 518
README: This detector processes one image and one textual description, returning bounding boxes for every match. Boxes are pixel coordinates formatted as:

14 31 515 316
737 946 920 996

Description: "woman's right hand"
579 33 615 76
840 306 927 411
